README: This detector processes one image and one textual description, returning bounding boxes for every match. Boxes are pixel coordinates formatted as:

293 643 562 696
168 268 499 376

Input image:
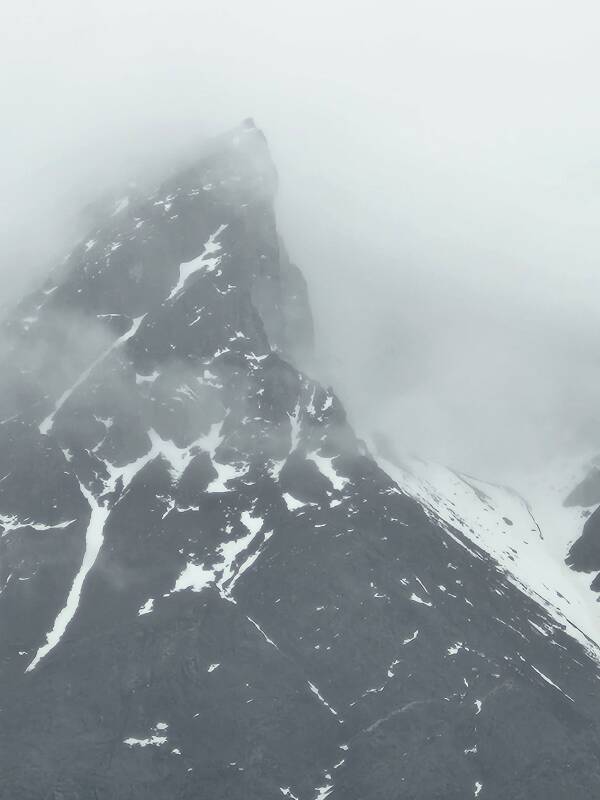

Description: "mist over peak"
3 0 600 479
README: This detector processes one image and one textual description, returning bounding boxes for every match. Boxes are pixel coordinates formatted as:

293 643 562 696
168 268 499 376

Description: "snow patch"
403 630 419 645
167 224 228 300
410 593 432 607
173 562 216 593
530 664 574 702
0 515 76 537
307 451 349 492
26 482 110 671
308 681 339 718
138 598 154 616
282 492 306 511
136 371 160 384
124 735 166 748
111 196 129 215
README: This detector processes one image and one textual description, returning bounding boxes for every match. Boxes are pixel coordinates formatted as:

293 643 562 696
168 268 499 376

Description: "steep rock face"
2 123 600 799
567 507 600 573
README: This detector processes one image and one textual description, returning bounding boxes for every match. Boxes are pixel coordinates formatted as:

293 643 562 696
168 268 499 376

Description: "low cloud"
3 0 600 479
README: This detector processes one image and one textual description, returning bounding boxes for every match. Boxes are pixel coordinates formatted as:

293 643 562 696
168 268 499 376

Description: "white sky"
3 0 600 477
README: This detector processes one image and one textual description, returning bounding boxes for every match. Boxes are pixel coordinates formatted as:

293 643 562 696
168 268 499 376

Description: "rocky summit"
3 121 600 799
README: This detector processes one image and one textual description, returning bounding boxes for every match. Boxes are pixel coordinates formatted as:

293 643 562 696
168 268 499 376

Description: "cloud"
3 0 600 478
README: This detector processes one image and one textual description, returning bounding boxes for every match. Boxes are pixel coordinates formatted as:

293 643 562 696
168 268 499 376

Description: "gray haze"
3 0 600 480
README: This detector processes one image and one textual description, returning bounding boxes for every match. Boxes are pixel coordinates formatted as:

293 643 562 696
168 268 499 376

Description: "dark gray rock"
567 505 600 573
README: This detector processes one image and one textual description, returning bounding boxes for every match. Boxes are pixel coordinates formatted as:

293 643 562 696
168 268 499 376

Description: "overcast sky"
3 0 600 479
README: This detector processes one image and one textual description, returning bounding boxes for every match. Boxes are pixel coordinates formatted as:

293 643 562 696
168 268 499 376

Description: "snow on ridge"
127 420 245 491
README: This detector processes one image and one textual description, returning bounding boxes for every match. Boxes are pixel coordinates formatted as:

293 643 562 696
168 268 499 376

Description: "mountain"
2 120 600 800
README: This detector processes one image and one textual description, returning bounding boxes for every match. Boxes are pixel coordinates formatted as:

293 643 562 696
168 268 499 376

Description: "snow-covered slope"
376 445 600 660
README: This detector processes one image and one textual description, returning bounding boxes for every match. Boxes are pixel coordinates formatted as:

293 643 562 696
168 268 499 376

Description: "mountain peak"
3 125 600 800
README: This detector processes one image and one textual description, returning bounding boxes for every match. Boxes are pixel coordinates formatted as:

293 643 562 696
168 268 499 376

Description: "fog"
3 0 600 481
